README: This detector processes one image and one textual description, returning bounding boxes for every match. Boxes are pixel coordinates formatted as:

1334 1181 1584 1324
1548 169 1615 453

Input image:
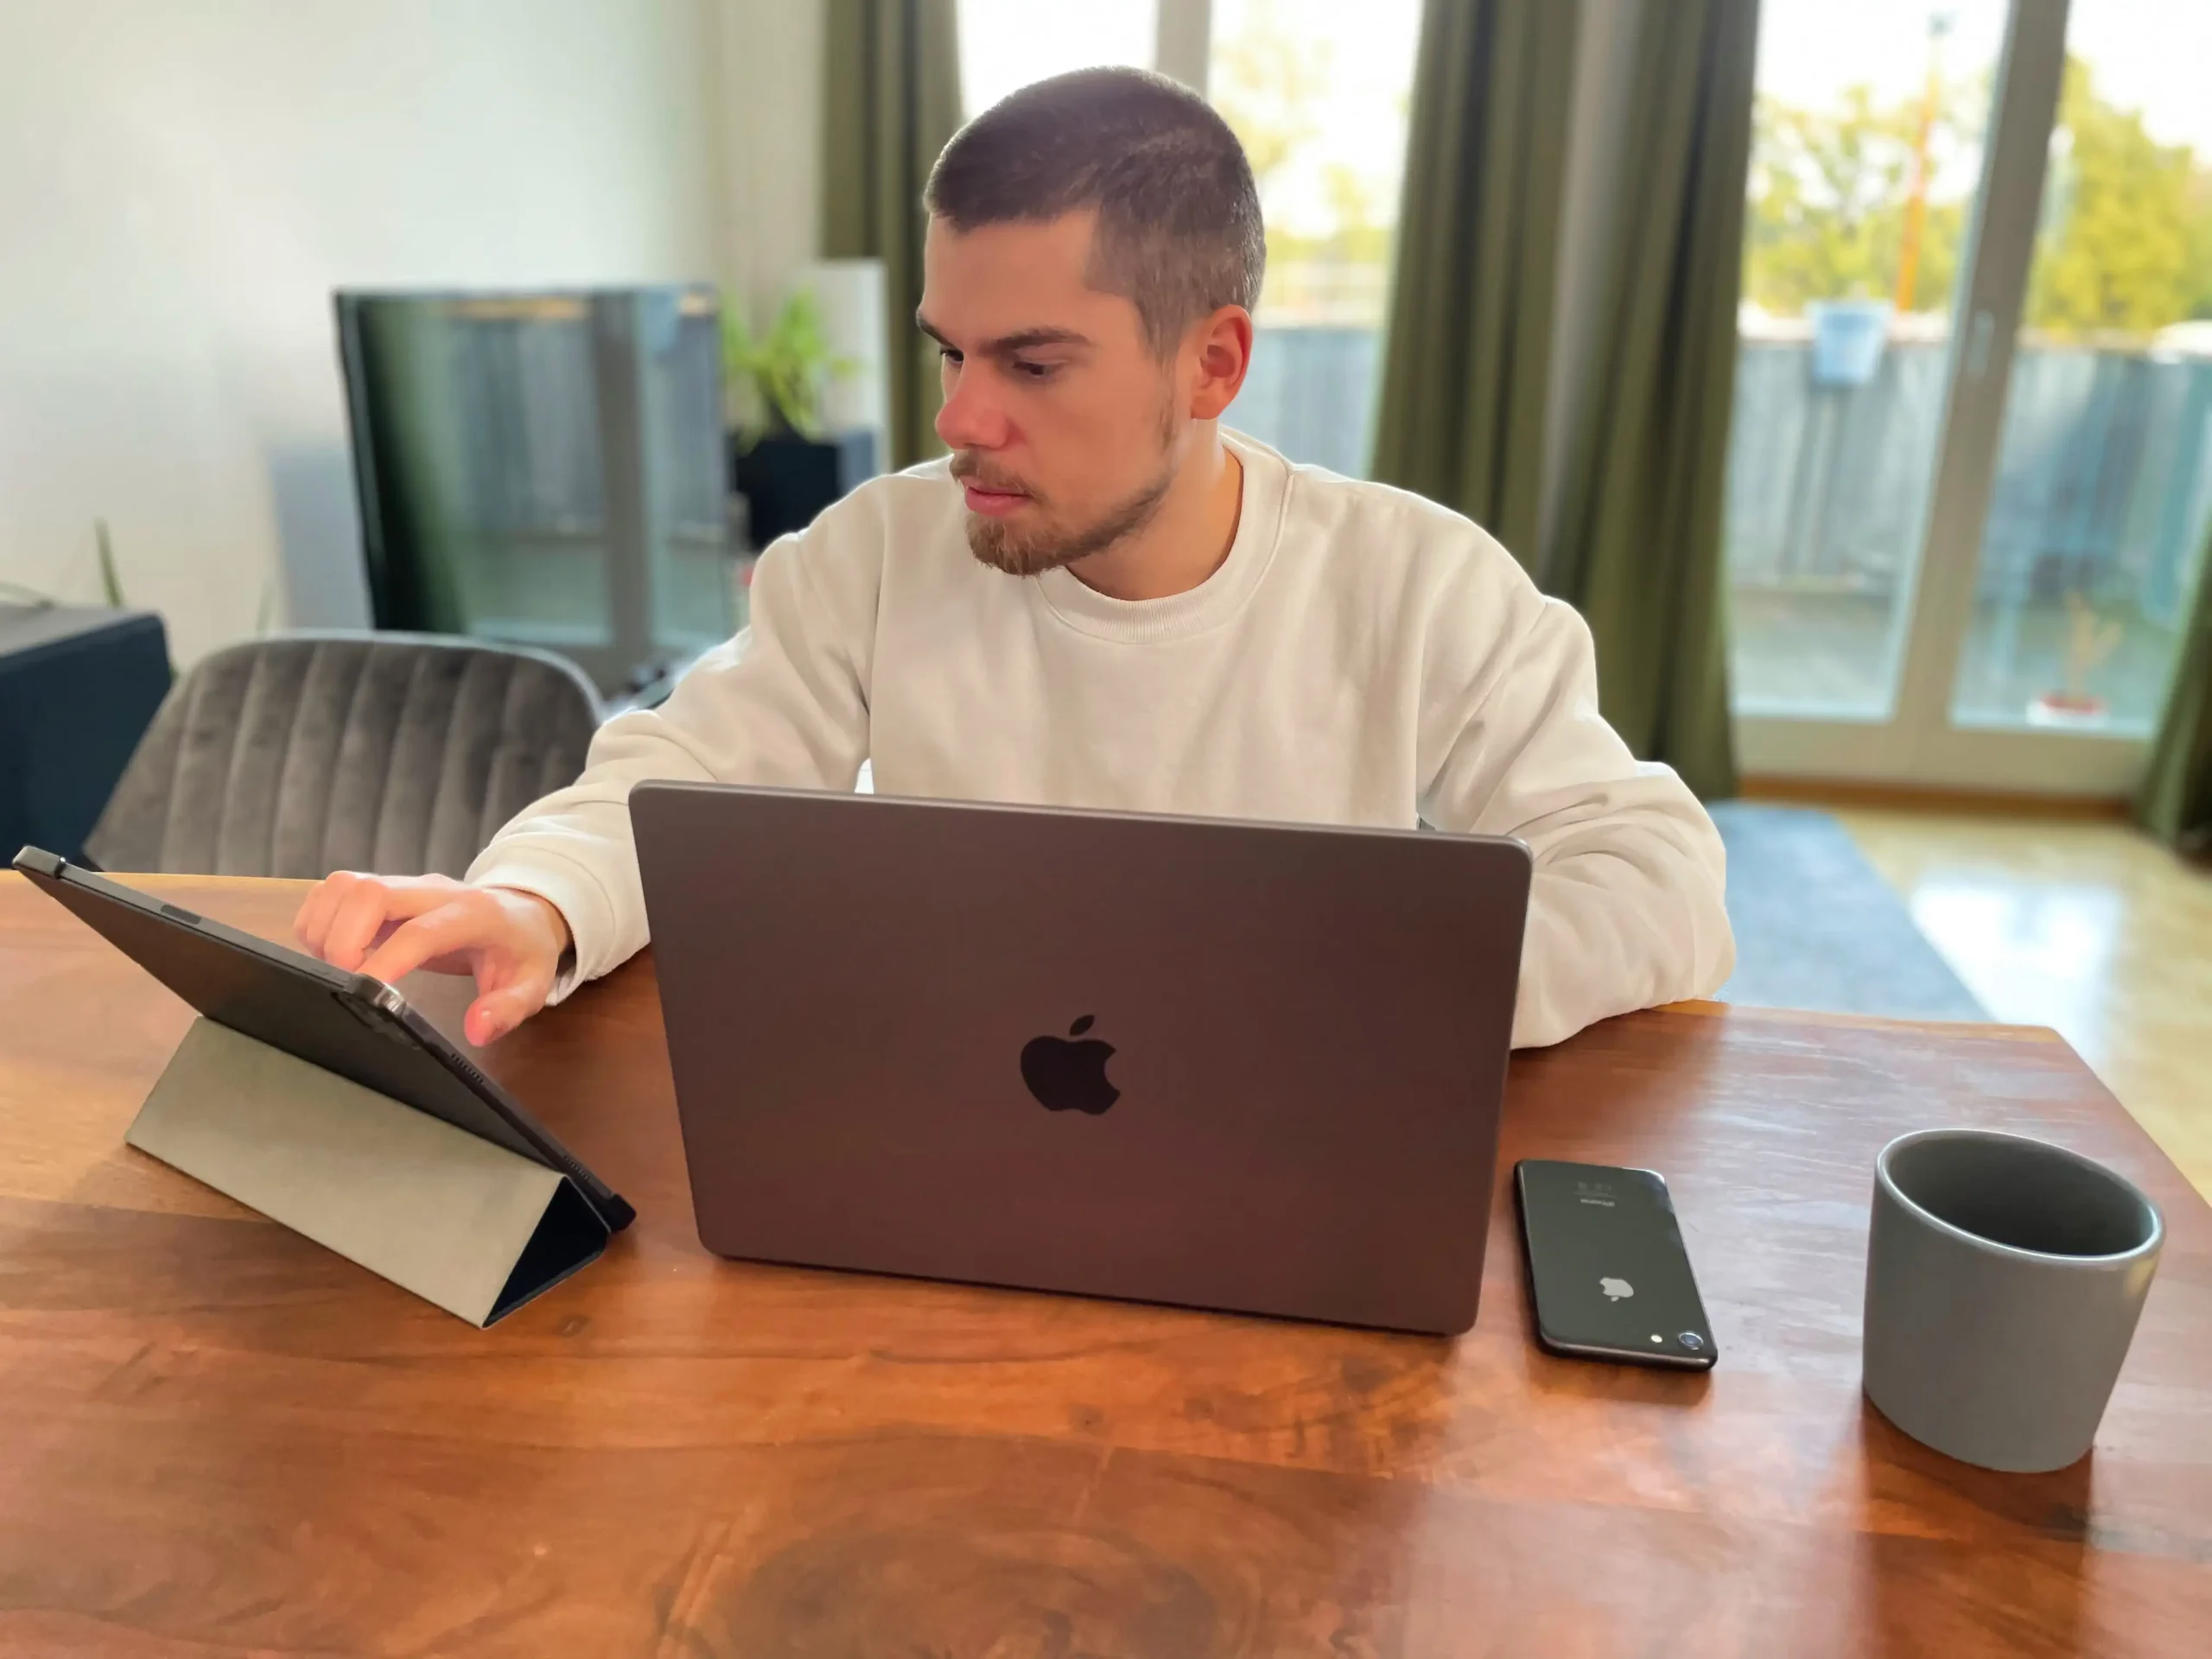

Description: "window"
950 0 1424 480
1723 0 2212 794
1726 1 2011 719
957 1 1157 116
1947 0 2212 734
1209 0 1425 475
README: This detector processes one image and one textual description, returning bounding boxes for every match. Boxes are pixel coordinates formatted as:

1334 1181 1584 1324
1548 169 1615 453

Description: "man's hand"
293 872 572 1047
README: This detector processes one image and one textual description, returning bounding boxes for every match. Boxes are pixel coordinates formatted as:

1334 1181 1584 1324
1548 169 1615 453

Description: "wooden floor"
1834 808 2212 1201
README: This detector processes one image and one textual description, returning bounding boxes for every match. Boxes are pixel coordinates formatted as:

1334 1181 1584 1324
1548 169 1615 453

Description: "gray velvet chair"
86 632 602 879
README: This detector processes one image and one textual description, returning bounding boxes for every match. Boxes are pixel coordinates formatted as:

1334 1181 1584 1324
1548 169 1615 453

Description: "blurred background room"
2 0 2207 1195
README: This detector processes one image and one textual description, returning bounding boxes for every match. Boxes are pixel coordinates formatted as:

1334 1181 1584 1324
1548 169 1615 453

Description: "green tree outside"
1211 0 1328 207
1745 77 1971 318
2028 58 2209 337
2190 171 2212 319
1743 55 2212 341
1210 0 1400 318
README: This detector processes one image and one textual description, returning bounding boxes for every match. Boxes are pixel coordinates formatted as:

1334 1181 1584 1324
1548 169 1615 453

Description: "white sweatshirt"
469 430 1733 1047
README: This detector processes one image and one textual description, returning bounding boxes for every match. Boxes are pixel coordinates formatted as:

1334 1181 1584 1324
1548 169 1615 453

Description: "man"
295 67 1733 1052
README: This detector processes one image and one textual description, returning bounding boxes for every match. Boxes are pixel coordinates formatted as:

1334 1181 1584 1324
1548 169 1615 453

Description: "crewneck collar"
1031 430 1290 645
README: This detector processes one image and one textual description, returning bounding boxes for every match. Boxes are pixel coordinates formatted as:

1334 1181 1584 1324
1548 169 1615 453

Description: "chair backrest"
85 632 602 879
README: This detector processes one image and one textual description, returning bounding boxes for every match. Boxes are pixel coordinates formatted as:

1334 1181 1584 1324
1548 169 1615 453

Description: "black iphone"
1515 1159 1717 1370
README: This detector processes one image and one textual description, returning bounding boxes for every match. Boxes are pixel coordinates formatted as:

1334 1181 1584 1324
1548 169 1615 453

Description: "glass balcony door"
1727 2 2013 723
956 0 1425 480
1946 0 2212 741
1208 0 1426 475
1728 0 2212 796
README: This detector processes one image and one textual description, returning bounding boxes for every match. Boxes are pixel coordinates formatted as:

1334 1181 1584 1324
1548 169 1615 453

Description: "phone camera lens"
1678 1332 1706 1352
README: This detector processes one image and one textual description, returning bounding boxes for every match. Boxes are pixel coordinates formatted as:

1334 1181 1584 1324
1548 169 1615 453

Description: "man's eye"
1013 360 1058 381
938 347 963 366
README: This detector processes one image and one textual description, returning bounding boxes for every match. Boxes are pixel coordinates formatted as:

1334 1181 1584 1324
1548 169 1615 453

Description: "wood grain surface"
0 874 2206 1657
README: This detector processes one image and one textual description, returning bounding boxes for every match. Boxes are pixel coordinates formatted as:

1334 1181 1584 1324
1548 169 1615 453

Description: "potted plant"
1808 296 1893 389
2026 591 2123 728
725 289 875 546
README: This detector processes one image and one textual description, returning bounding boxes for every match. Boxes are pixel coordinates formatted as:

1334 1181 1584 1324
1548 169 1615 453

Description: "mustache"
949 453 1034 496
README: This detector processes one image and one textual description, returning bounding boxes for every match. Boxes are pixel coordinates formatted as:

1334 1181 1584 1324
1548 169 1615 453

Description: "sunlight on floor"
1835 809 2212 1202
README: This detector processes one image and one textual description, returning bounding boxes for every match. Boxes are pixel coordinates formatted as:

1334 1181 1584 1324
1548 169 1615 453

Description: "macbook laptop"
630 783 1530 1334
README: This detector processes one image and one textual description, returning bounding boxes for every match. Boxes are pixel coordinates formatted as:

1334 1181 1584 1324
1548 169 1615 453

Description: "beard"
953 401 1184 577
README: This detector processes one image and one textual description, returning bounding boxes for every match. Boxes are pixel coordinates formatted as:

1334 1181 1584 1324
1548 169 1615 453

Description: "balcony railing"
1232 318 2212 729
1726 337 2212 620
1231 322 1384 480
1725 334 2212 725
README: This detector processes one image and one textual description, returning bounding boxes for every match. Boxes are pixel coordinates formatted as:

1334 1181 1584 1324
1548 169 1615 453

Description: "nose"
934 359 1011 454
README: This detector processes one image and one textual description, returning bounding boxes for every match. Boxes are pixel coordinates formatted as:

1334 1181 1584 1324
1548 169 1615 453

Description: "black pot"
731 428 880 547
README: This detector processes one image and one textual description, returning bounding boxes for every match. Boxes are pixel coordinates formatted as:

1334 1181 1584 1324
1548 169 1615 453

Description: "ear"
1185 305 1253 422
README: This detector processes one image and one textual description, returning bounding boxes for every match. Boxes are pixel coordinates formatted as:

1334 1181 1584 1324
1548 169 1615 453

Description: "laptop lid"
631 784 1529 1334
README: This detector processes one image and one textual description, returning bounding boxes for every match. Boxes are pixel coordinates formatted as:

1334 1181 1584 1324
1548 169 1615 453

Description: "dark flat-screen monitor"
335 287 733 698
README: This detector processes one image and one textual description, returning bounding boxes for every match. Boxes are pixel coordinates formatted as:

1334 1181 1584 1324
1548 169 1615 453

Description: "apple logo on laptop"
1020 1014 1119 1116
1600 1276 1634 1301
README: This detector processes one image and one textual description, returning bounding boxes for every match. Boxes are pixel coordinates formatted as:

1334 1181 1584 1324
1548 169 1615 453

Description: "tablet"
12 847 632 1231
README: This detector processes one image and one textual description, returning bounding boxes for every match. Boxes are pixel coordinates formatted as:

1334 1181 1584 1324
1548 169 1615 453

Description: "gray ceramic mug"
1862 1128 2163 1473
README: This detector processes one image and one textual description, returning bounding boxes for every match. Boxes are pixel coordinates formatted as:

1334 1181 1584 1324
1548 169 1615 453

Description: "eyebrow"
915 315 1095 357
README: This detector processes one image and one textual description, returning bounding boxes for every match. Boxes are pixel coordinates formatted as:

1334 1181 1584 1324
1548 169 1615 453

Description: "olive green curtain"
1548 0 1759 801
2136 528 2212 853
823 0 962 469
1370 0 1581 569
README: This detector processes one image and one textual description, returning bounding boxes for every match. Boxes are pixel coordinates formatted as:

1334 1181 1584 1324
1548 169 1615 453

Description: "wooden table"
2 875 2208 1656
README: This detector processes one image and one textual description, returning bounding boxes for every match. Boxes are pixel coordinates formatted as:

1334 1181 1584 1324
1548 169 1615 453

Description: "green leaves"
1745 55 2212 340
722 289 860 441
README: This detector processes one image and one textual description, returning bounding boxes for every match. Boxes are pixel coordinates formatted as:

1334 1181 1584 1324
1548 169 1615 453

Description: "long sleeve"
460 435 1727 1039
466 487 886 995
1414 543 1734 1049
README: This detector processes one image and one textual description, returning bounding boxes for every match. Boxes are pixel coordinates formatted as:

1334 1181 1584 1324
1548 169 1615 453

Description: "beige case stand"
127 1017 609 1326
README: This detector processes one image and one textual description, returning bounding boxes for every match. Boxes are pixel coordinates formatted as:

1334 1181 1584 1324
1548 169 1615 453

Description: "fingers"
293 869 359 957
357 906 479 987
465 976 554 1048
300 876 560 1045
319 875 459 971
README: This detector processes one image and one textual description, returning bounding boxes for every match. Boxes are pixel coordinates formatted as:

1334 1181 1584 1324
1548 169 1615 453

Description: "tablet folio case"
128 1017 609 1325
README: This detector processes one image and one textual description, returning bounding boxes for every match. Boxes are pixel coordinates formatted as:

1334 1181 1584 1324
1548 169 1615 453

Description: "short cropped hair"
924 67 1265 355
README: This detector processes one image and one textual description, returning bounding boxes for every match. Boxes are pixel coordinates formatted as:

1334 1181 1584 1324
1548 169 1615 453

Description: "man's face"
920 212 1187 575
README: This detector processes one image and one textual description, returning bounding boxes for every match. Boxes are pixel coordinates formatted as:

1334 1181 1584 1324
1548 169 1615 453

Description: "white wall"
0 0 733 664
713 0 826 328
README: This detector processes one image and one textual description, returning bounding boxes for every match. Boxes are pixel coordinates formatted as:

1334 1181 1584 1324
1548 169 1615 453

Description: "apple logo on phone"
1600 1276 1634 1301
1020 1014 1119 1116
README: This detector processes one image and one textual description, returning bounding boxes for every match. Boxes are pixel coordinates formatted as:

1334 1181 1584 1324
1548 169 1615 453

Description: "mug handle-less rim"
1874 1128 2165 1270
